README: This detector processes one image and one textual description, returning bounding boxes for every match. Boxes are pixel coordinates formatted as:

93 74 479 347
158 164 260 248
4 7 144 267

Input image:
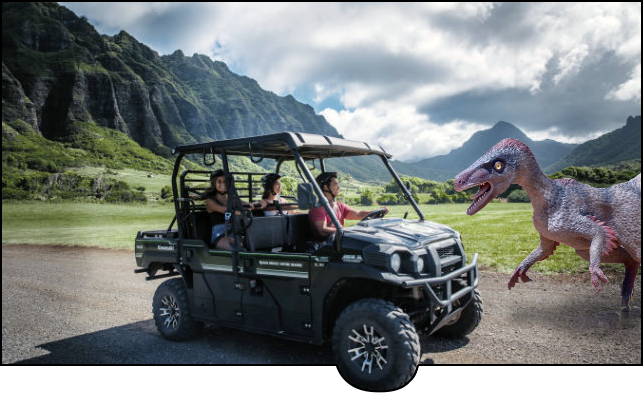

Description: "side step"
134 268 181 281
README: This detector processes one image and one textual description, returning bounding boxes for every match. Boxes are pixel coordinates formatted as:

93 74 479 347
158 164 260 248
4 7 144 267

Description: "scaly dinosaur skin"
454 139 641 311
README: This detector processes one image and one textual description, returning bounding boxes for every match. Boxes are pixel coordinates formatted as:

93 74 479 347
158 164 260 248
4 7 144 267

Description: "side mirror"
297 183 319 210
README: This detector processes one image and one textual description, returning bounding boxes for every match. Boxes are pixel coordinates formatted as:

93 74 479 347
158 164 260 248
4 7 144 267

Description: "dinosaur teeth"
467 182 492 215
471 182 491 200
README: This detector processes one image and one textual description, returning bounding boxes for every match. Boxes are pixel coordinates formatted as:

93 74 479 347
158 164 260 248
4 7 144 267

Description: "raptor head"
454 138 537 215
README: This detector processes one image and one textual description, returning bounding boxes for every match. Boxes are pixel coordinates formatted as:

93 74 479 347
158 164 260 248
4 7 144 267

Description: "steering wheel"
360 208 388 222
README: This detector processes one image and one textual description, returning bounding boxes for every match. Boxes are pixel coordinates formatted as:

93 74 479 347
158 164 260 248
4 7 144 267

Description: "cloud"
420 50 642 138
62 2 222 56
320 104 487 161
607 64 642 102
61 2 641 160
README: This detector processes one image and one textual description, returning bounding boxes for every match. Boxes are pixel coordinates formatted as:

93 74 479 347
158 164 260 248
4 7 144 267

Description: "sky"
61 2 641 161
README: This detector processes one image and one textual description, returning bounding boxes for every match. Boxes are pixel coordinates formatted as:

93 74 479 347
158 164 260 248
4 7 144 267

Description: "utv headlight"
388 253 401 273
404 254 424 275
415 255 424 273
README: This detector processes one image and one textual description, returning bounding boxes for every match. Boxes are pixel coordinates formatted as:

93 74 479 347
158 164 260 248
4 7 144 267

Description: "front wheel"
152 278 203 341
332 298 420 391
436 287 483 338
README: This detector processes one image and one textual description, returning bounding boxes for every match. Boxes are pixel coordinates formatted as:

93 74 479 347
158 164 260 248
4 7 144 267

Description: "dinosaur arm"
508 236 559 289
583 215 615 291
551 214 614 291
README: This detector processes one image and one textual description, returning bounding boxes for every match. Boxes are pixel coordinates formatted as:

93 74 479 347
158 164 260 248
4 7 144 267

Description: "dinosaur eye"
493 161 504 173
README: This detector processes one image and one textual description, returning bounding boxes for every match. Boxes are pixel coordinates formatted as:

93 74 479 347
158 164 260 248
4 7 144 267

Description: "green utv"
135 132 481 391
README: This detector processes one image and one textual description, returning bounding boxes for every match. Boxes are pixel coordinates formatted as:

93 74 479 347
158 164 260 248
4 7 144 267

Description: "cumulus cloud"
607 64 642 102
320 104 487 161
62 2 641 160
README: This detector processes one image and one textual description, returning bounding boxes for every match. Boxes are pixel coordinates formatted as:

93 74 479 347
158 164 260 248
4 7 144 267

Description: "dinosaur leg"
576 246 638 311
508 237 559 290
621 258 640 312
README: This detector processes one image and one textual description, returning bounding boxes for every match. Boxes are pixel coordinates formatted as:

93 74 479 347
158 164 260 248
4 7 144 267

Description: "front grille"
429 239 463 276
437 244 457 259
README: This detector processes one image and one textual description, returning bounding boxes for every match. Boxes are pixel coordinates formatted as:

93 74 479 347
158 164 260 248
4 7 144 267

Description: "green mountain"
545 115 641 173
2 2 340 159
393 121 578 181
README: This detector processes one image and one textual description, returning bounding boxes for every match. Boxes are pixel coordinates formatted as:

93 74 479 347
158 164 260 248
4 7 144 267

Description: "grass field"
71 167 173 201
2 201 175 250
2 200 618 275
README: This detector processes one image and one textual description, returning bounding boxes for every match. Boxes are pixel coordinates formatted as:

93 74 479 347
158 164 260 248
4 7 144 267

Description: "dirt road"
2 244 640 367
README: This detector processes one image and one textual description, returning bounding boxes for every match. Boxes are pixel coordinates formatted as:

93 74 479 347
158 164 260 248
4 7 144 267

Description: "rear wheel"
332 298 420 391
153 278 203 341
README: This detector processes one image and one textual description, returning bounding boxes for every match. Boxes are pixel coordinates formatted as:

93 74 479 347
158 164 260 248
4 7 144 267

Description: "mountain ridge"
391 121 579 181
2 2 340 158
545 115 641 173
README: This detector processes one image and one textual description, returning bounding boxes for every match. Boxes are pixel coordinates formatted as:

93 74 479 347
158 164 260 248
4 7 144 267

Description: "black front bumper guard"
401 253 479 334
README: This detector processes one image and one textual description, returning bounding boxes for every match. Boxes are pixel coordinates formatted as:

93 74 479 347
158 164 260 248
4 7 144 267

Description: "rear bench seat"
194 211 314 252
245 213 313 252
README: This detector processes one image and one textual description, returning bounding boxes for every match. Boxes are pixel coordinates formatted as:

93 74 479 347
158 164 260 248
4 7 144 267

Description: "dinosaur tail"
630 173 641 191
615 173 641 196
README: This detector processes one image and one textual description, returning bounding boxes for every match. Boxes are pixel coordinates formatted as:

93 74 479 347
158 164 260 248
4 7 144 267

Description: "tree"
360 189 374 206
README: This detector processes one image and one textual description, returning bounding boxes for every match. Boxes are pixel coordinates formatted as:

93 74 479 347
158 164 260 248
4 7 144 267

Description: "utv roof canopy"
171 132 392 160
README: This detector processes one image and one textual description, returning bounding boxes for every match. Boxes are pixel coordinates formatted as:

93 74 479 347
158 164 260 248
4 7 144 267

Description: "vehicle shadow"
418 336 470 364
13 320 335 365
13 319 472 366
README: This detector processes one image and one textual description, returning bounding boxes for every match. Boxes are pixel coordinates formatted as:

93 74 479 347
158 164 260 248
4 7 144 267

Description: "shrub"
26 157 60 173
360 189 374 205
103 180 147 202
160 185 172 199
104 189 147 203
2 187 31 200
507 189 530 203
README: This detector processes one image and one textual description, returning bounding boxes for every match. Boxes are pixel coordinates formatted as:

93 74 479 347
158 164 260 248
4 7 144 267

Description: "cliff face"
2 2 340 157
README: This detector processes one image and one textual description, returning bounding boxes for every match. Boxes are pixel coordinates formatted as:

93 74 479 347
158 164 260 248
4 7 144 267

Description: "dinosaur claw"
508 272 519 289
590 267 608 292
620 291 635 313
520 275 533 283
508 268 532 289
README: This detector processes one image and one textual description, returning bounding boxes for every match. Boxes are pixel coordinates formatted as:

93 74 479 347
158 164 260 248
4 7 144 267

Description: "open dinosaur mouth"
467 182 492 215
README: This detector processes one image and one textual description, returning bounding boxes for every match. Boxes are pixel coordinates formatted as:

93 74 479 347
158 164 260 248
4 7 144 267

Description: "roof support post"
293 150 343 253
381 156 425 221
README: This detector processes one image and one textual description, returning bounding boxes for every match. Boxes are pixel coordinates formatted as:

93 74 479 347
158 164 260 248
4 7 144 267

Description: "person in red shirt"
309 172 388 241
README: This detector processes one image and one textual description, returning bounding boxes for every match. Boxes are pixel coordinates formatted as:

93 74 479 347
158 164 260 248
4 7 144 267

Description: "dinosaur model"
454 138 641 311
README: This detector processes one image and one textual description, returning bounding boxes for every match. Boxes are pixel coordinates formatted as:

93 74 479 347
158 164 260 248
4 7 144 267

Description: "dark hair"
261 173 281 199
210 169 225 181
316 172 337 191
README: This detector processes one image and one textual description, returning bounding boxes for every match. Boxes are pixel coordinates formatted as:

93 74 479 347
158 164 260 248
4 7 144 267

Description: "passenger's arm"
205 198 226 214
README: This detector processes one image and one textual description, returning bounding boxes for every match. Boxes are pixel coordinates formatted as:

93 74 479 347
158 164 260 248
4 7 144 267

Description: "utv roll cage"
169 132 425 256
